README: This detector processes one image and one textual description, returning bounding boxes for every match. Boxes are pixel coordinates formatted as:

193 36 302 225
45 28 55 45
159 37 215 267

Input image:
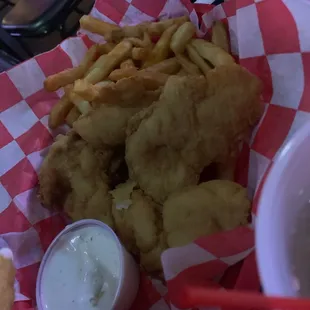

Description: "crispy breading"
126 64 262 203
140 232 167 273
163 180 250 247
73 76 162 148
38 133 114 227
111 184 161 254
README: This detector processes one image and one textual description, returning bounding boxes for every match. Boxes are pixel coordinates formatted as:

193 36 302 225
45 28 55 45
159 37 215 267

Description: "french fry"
44 44 99 92
186 44 212 76
126 37 146 47
120 59 136 69
170 22 196 54
132 47 150 61
143 57 180 74
109 24 146 41
109 67 138 81
175 54 201 75
73 80 114 101
190 39 235 67
80 15 119 39
49 95 74 129
70 91 92 114
142 32 152 47
95 80 114 88
147 16 189 36
66 106 81 127
110 57 178 81
73 79 99 101
137 71 170 89
212 21 229 53
143 24 178 68
126 32 153 47
85 40 133 84
98 42 116 54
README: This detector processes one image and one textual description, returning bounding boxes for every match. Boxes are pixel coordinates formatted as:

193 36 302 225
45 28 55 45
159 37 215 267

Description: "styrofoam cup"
36 219 139 310
256 121 310 297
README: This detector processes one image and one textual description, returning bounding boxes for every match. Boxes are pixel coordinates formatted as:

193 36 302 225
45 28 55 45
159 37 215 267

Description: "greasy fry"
126 37 145 47
110 24 146 41
109 68 137 81
190 39 235 66
70 91 92 114
66 106 81 127
73 79 114 101
98 42 116 54
143 24 178 68
73 79 99 101
212 21 229 53
80 15 119 39
186 44 212 76
132 47 150 61
175 54 201 75
49 95 74 129
170 22 196 54
44 44 98 92
143 57 180 74
137 71 170 89
142 32 152 47
126 32 153 48
147 16 189 36
120 59 136 69
95 80 114 88
85 40 132 84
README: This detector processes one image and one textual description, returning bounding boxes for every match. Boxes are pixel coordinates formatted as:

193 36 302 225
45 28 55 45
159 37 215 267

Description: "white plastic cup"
36 219 139 310
256 121 310 297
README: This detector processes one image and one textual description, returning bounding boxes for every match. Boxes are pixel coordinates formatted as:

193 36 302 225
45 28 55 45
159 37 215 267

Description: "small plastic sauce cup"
36 219 139 310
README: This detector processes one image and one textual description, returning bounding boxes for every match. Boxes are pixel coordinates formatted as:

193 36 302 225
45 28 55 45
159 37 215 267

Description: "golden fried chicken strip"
38 133 114 227
140 232 167 273
163 180 250 248
126 64 262 203
111 183 161 254
73 76 162 148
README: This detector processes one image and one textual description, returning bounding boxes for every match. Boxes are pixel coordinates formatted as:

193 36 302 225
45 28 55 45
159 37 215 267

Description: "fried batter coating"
126 64 262 203
38 132 113 227
111 183 161 254
163 180 250 247
73 76 162 147
140 232 167 273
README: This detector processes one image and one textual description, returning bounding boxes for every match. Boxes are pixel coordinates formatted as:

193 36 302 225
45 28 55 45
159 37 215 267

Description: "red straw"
183 286 310 310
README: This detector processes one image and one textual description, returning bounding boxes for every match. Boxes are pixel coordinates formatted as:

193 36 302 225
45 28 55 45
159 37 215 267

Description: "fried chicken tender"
126 64 262 203
140 232 167 273
73 76 162 148
163 180 250 248
38 133 114 227
110 182 166 272
0 249 15 310
111 183 161 253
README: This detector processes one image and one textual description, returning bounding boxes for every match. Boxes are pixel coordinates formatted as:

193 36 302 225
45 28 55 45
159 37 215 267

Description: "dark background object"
0 0 223 72
0 0 94 72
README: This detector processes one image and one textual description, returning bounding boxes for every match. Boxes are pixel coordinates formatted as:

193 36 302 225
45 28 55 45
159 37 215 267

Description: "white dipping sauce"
41 226 121 310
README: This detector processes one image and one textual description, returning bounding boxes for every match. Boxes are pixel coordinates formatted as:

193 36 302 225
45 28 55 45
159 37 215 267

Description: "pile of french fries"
44 15 234 130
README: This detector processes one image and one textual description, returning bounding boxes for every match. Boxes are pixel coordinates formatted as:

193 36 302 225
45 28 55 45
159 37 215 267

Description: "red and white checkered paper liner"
0 0 310 309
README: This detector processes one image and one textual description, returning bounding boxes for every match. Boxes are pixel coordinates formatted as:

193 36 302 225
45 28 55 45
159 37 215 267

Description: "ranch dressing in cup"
36 220 139 310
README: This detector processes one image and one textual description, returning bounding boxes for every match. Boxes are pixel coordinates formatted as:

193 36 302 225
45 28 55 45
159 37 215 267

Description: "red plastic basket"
177 285 310 310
